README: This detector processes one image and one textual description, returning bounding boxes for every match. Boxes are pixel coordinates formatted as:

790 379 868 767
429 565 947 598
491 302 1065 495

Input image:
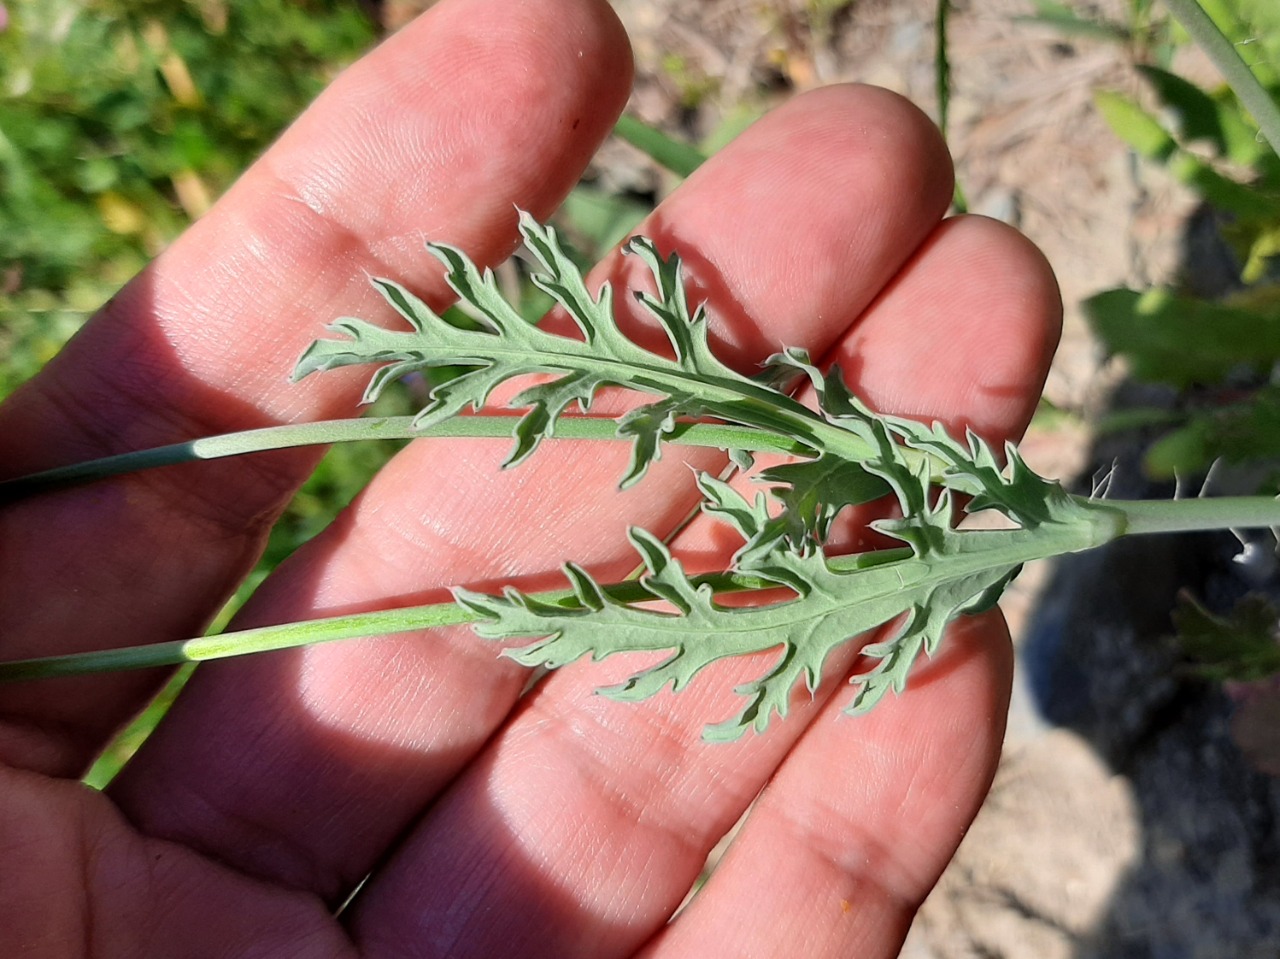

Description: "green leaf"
1173 592 1280 682
457 501 1032 741
612 115 708 179
295 211 837 484
1167 152 1280 219
1136 64 1231 152
1095 86 1280 218
1015 1 1131 43
558 183 651 259
1132 62 1272 168
1143 384 1280 479
458 389 1115 740
757 454 890 551
1095 90 1178 159
1085 287 1280 387
882 414 1093 528
291 212 1125 739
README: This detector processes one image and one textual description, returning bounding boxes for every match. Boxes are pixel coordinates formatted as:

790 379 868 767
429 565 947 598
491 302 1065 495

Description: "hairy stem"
1162 0 1280 159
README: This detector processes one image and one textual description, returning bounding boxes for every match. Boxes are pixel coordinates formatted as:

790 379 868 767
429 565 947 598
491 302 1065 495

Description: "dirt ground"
392 2 1279 955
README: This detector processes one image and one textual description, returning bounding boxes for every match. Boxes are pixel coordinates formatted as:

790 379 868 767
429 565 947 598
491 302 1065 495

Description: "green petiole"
0 414 813 501
3 493 1278 685
0 557 901 681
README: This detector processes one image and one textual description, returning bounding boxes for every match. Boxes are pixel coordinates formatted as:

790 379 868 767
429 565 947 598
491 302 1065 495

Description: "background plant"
1079 0 1280 483
0 0 387 781
1043 0 1280 676
0 0 419 601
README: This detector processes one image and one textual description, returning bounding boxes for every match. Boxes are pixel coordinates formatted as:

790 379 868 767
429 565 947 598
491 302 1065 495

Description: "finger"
108 85 956 913
0 0 632 776
339 228 1057 956
0 764 352 959
636 219 1051 959
832 215 1061 438
640 614 1013 959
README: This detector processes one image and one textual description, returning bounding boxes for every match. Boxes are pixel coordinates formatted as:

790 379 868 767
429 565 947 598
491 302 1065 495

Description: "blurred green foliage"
0 0 404 577
0 0 375 399
1075 0 1280 486
1052 0 1280 680
0 0 397 784
1174 591 1280 681
0 0 392 532
1020 0 1176 60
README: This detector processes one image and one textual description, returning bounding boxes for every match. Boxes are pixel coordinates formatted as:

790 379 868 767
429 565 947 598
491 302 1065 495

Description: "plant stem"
0 415 810 501
1162 0 1280 160
612 115 708 178
1112 494 1280 535
934 0 969 212
0 562 887 681
6 488 1280 682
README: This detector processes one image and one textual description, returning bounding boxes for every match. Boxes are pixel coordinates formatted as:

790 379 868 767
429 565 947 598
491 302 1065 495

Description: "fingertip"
673 82 957 291
642 611 1014 959
939 213 1065 366
601 83 958 372
812 609 1014 892
262 0 634 253
833 212 1062 445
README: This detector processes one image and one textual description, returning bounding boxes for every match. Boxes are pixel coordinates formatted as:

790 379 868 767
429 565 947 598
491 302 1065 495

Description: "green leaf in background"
1174 592 1280 682
1016 0 1132 43
1235 0 1280 64
1094 87 1280 219
1143 384 1280 478
1086 287 1280 387
0 0 380 784
557 183 651 260
1133 61 1279 173
1235 221 1280 284
1197 0 1279 86
1095 88 1177 158
1135 63 1232 150
0 0 376 400
612 114 707 179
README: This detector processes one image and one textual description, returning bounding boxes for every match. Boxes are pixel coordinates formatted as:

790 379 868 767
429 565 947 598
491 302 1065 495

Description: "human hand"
0 1 1060 956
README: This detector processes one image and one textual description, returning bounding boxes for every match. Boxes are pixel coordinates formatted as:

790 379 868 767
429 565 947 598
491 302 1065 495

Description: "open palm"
0 1 1061 956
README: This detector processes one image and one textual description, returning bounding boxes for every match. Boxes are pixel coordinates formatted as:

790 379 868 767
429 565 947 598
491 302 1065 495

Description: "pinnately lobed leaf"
295 211 836 488
295 211 1123 741
456 398 1111 741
